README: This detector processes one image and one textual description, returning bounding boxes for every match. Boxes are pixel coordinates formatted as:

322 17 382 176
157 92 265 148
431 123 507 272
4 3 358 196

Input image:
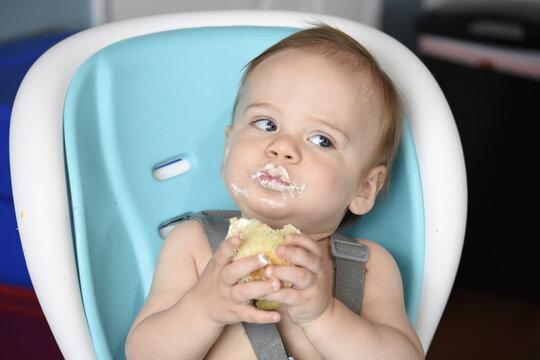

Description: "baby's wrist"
300 298 336 331
185 286 225 329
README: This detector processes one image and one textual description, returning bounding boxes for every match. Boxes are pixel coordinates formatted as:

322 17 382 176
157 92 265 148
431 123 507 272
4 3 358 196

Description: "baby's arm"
125 220 280 360
304 239 424 359
265 236 424 359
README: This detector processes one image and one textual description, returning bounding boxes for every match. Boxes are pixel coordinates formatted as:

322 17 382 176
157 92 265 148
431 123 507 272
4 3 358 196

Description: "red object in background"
0 284 63 359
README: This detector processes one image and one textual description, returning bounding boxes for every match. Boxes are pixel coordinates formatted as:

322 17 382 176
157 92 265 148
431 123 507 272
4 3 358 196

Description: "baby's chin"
254 196 289 210
238 199 297 229
226 182 307 227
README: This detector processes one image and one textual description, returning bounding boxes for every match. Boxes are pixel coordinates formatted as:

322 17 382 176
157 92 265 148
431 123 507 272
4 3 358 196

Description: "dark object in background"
417 2 540 301
418 1 540 49
0 284 63 359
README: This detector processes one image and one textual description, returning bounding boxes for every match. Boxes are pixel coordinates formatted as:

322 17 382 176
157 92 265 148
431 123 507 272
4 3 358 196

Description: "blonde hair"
234 24 403 228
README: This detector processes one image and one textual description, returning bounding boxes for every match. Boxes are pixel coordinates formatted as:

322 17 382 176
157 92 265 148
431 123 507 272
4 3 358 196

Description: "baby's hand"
191 235 281 326
262 233 333 326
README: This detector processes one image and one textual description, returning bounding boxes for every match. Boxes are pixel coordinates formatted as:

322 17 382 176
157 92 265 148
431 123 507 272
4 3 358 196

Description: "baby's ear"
348 165 387 215
220 126 233 177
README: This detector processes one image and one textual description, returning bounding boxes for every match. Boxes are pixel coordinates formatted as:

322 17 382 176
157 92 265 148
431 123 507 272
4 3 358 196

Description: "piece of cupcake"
227 217 300 310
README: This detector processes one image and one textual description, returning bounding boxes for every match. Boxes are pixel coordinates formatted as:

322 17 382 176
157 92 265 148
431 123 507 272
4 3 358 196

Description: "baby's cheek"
313 165 343 190
317 171 357 205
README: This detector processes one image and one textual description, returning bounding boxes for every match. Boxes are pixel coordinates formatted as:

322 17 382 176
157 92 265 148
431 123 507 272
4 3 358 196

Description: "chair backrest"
10 11 466 360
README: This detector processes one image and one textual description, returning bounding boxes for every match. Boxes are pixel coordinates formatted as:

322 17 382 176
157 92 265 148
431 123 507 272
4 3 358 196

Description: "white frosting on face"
257 197 287 208
261 163 290 182
251 163 306 194
230 183 249 199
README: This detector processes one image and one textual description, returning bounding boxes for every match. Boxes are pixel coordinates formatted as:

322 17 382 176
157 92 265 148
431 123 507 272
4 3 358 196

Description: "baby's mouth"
251 163 306 193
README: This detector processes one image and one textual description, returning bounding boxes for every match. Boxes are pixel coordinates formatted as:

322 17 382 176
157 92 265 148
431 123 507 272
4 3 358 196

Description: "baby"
125 24 424 360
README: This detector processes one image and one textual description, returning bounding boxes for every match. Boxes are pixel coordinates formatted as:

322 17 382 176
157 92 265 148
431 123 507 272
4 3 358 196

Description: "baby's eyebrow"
244 102 280 114
313 117 350 142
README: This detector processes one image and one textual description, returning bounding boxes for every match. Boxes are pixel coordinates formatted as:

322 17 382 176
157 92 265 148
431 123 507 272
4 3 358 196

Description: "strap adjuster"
331 237 369 263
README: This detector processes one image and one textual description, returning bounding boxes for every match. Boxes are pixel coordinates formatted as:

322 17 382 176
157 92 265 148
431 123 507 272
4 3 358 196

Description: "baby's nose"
265 135 301 163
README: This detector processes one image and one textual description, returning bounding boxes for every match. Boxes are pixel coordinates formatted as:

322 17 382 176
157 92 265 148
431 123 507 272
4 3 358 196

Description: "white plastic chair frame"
10 10 466 359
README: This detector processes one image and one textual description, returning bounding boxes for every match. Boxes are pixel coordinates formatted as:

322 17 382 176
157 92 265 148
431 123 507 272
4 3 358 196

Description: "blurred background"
1 0 539 358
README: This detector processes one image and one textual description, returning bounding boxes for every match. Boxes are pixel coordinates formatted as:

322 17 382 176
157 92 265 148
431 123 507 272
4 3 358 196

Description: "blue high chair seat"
65 25 424 359
10 11 467 360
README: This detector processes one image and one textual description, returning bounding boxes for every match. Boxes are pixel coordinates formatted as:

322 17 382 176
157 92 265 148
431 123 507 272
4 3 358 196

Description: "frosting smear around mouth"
251 163 306 193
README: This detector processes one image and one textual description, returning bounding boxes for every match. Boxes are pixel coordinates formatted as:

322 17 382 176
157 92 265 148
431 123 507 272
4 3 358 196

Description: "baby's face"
222 49 385 238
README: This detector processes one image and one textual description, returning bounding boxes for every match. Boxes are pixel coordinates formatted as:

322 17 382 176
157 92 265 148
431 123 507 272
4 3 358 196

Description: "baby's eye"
308 135 334 148
253 119 277 132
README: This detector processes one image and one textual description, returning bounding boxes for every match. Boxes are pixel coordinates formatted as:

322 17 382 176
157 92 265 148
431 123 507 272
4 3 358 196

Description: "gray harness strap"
241 322 291 360
192 210 240 251
330 233 369 314
189 210 368 360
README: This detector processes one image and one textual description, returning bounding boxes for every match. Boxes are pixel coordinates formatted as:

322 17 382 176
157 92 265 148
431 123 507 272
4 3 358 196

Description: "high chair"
10 10 467 360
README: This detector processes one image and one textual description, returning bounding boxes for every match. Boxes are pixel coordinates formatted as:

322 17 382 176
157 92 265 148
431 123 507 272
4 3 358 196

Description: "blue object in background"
0 31 76 287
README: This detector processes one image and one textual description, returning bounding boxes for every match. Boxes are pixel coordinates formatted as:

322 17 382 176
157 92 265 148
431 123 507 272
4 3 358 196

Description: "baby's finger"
231 278 281 303
262 287 300 307
286 233 322 257
240 306 281 324
220 254 270 286
277 244 321 274
266 265 314 289
213 235 242 267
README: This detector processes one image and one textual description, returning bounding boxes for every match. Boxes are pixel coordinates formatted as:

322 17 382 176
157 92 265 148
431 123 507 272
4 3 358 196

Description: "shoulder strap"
191 210 240 252
189 210 291 360
330 232 369 315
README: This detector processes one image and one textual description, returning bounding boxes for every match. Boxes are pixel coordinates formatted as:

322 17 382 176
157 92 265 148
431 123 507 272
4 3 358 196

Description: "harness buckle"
331 237 369 263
